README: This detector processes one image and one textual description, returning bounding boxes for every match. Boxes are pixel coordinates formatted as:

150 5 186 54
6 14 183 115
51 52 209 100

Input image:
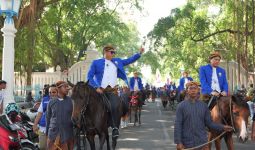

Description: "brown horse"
160 88 169 108
128 91 142 126
169 89 177 110
70 81 110 150
208 95 250 150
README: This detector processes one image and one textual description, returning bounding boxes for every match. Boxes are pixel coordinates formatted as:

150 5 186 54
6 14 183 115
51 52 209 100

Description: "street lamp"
0 0 22 108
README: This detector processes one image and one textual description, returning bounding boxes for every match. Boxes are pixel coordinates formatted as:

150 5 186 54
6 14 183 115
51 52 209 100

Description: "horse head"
231 95 250 143
69 81 90 127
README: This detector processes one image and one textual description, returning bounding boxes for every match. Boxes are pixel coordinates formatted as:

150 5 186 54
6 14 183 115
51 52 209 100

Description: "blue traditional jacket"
179 77 193 92
199 64 228 95
87 53 141 88
129 77 143 91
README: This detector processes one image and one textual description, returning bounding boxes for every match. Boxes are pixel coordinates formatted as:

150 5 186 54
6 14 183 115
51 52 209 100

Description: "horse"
150 89 157 102
208 95 250 150
144 89 151 101
70 81 121 150
128 91 142 126
160 88 169 108
169 89 177 110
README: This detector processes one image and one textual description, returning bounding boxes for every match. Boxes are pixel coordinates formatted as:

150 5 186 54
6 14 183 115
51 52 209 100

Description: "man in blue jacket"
130 72 143 92
87 44 144 137
199 51 228 109
178 71 193 102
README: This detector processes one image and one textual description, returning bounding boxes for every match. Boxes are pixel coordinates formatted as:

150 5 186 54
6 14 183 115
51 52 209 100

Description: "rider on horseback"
87 44 144 137
178 71 193 102
199 51 228 110
130 71 143 93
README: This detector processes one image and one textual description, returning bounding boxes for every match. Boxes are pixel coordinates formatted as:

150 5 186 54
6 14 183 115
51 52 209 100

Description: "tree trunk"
244 0 249 86
253 0 255 85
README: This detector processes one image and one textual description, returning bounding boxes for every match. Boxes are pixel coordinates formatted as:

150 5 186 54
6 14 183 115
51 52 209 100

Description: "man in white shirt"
0 80 7 114
130 72 143 92
199 51 228 110
87 44 144 137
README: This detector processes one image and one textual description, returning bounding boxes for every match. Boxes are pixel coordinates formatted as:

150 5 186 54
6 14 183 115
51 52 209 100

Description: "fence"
14 49 99 100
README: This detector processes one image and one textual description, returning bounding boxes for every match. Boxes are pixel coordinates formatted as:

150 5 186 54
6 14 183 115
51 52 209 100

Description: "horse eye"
233 112 239 116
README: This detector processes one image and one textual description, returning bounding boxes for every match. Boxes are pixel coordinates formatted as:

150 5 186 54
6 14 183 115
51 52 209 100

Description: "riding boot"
208 96 217 110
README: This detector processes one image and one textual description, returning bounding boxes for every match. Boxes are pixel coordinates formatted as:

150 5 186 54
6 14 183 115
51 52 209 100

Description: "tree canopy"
147 0 255 84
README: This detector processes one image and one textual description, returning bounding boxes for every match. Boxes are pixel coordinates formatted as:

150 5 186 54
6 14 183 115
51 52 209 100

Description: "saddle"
130 95 139 106
103 86 118 95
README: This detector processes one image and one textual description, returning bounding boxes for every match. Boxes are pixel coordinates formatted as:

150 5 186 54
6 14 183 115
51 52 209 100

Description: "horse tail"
120 95 129 116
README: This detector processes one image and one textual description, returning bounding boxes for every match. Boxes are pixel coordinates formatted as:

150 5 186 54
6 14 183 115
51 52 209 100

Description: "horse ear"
67 80 74 88
231 95 240 104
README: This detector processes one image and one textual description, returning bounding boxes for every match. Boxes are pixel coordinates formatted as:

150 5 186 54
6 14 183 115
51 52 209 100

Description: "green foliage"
9 0 143 79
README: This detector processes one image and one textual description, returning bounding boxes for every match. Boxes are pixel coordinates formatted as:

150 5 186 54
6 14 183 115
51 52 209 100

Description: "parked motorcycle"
0 113 39 150
19 112 39 144
25 101 40 121
0 115 20 150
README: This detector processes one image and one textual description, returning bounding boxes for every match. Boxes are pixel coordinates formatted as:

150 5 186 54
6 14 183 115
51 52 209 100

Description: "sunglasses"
50 91 57 94
188 86 198 90
107 50 116 54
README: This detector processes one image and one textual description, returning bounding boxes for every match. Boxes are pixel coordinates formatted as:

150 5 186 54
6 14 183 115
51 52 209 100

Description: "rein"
183 131 227 150
215 96 236 133
78 88 110 129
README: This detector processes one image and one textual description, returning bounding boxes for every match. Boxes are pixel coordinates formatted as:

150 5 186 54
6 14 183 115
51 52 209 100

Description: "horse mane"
72 81 99 104
231 94 249 110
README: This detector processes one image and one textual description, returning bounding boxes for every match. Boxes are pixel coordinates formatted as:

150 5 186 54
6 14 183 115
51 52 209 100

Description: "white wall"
14 49 99 96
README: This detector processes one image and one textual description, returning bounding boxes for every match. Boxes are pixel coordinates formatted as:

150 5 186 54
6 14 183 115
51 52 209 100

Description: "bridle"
216 96 237 133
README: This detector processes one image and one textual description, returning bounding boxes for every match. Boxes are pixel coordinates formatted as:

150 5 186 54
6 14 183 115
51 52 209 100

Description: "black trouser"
104 92 120 129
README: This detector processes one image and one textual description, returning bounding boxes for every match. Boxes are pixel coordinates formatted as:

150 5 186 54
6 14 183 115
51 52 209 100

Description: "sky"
136 0 187 84
136 0 187 37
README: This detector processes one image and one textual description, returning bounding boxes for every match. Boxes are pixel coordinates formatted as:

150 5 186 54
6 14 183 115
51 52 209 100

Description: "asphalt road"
81 98 254 150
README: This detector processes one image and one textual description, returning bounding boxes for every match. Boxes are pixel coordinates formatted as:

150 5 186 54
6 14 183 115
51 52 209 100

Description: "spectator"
46 81 74 150
0 80 7 114
33 85 58 150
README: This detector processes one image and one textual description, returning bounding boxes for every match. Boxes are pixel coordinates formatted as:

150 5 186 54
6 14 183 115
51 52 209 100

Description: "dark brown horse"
209 95 250 150
70 81 110 150
169 89 177 110
128 91 142 126
160 88 169 108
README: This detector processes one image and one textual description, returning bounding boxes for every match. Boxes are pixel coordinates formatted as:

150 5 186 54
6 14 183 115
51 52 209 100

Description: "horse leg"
112 136 118 150
214 138 222 150
129 106 132 123
134 107 138 126
86 134 96 150
138 107 141 125
207 132 213 150
105 129 110 150
98 133 106 150
224 133 234 150
75 128 81 150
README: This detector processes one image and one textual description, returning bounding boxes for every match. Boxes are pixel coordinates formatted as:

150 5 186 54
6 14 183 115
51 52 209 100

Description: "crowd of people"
1 45 255 150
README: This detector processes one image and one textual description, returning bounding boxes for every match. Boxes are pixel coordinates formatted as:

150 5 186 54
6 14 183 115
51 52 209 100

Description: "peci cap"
103 44 115 51
182 71 188 75
209 51 221 60
186 81 200 88
55 81 68 88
